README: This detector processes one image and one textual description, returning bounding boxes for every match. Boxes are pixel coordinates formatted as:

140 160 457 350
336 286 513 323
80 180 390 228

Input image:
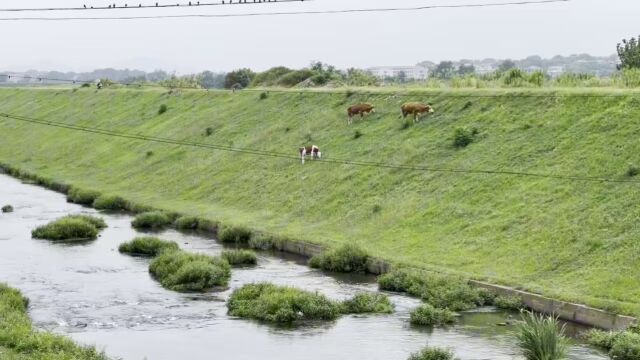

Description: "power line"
0 0 306 12
2 73 636 99
0 111 637 184
0 0 570 21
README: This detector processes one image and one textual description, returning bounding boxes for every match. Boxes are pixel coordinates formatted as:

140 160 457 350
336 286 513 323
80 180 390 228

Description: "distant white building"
367 66 429 80
547 66 565 77
474 64 496 75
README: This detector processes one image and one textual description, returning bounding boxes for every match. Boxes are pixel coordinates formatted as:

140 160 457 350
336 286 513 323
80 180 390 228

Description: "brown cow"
401 102 435 122
299 145 321 164
347 103 375 125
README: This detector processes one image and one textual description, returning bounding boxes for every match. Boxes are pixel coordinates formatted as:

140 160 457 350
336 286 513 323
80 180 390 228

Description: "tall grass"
0 283 108 359
227 283 342 323
378 269 493 311
516 311 567 360
221 249 258 266
308 244 369 273
409 304 455 326
66 187 101 205
407 347 457 360
149 250 231 292
340 292 394 314
131 211 172 229
31 215 106 240
93 195 128 211
118 237 179 257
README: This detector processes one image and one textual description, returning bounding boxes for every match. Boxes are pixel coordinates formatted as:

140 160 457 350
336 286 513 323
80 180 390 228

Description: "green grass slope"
1 87 639 315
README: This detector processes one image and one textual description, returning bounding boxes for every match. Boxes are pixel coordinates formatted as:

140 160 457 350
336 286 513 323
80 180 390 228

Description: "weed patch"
131 211 172 229
493 295 524 310
453 127 478 148
626 164 639 177
309 244 369 273
119 237 179 257
341 292 394 314
93 195 128 211
227 283 341 323
149 250 231 292
31 215 106 240
353 130 363 139
407 346 457 360
158 104 168 115
221 249 258 266
67 187 101 205
410 304 455 326
584 329 640 360
219 225 252 244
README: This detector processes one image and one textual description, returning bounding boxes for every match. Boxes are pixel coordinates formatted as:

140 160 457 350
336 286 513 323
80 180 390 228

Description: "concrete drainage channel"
0 164 635 331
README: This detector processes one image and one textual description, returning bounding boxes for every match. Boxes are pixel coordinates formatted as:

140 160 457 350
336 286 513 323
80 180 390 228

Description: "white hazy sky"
0 0 637 73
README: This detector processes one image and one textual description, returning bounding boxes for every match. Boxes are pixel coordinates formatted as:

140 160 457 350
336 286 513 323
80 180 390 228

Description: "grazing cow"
347 103 375 125
299 145 321 164
401 102 435 122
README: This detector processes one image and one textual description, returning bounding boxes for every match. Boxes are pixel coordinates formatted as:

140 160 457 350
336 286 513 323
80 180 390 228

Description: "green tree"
431 61 456 79
617 35 640 70
224 68 256 89
457 64 476 75
499 59 517 72
197 71 225 89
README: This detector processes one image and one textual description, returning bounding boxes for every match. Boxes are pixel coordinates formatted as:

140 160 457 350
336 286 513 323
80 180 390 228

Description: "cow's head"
428 105 435 114
316 151 322 159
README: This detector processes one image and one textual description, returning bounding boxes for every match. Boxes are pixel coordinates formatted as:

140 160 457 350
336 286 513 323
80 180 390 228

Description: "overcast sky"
0 0 637 73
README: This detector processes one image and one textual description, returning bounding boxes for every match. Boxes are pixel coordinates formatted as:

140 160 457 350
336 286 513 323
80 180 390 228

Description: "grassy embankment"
1 87 639 315
0 283 107 360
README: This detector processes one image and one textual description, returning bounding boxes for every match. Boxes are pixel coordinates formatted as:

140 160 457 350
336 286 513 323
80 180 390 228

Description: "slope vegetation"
1 87 639 314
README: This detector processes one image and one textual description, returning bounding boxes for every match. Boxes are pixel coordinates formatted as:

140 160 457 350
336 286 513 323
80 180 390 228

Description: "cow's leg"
301 149 306 165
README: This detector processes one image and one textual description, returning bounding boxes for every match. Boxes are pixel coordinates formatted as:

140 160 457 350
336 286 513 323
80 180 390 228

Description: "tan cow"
347 103 375 125
401 102 435 122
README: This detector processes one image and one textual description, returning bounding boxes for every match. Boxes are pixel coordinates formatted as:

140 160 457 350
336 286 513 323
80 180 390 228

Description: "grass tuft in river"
31 215 106 241
0 283 108 359
308 244 369 273
517 311 567 360
378 269 493 311
583 328 640 360
1 205 13 213
66 187 101 205
409 304 456 326
407 346 457 360
227 283 341 323
131 211 173 230
149 250 231 292
119 237 179 257
340 292 394 314
221 249 258 266
219 225 253 244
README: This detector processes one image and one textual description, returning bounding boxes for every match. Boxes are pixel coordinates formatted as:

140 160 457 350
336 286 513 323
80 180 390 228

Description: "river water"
0 173 607 360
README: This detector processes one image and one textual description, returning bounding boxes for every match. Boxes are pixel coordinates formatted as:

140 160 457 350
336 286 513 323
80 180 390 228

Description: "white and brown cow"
401 102 435 122
299 145 321 164
347 103 375 125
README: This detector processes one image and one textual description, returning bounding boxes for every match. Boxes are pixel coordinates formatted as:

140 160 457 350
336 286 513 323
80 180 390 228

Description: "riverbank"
1 87 639 317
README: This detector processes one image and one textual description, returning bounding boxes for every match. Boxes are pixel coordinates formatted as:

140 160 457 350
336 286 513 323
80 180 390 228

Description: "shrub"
626 164 639 177
219 226 252 244
146 150 154 157
131 211 172 229
227 283 341 323
407 347 456 360
341 292 394 314
493 295 524 310
309 244 369 273
205 127 214 136
149 251 231 292
80 83 91 88
461 101 473 110
516 311 567 360
1 205 13 213
221 249 258 266
32 217 99 240
378 269 491 311
93 195 128 211
259 92 268 100
453 127 476 148
118 237 179 257
609 332 640 360
158 104 168 115
410 304 455 326
66 187 101 205
353 130 363 139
